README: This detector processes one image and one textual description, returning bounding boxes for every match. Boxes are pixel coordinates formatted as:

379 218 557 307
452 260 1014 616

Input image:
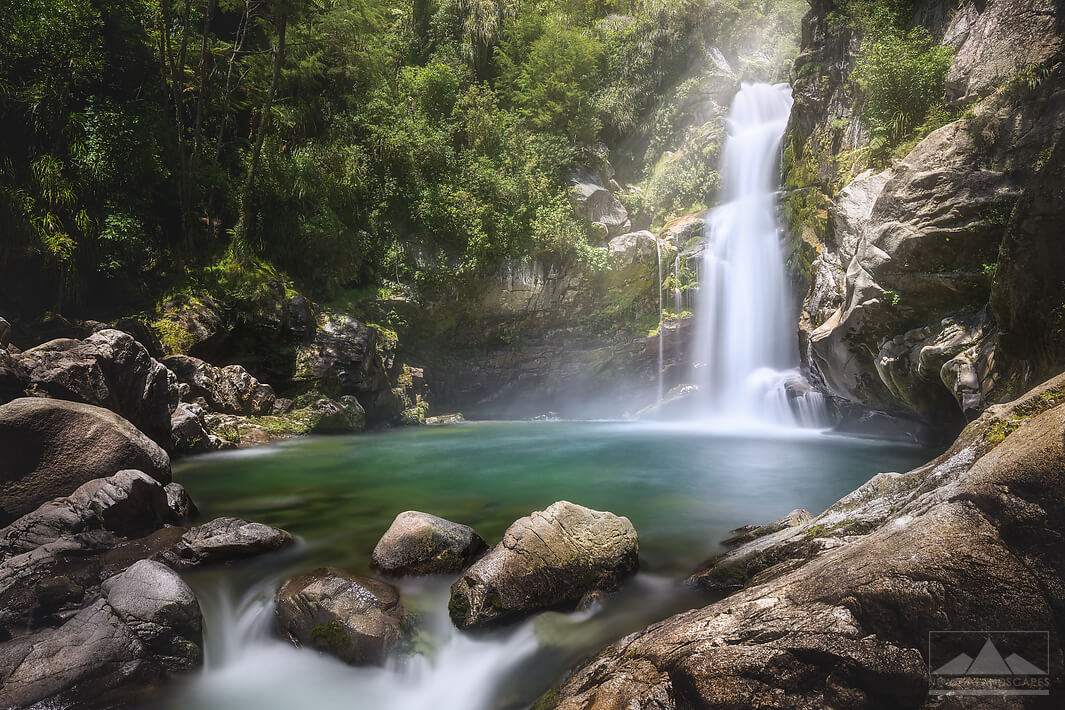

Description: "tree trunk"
233 13 287 254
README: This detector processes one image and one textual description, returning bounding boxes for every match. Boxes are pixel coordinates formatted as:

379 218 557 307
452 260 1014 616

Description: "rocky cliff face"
786 0 1065 438
400 231 694 418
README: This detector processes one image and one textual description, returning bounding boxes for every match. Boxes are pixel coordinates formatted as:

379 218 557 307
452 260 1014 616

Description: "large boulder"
163 516 294 568
0 316 10 349
0 560 201 709
275 568 406 665
17 329 179 444
448 501 638 630
372 511 487 576
164 354 275 415
0 470 183 632
0 398 170 525
543 374 1065 708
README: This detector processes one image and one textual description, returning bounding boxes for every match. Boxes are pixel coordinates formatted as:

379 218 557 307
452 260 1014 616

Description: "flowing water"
151 422 934 710
692 82 826 425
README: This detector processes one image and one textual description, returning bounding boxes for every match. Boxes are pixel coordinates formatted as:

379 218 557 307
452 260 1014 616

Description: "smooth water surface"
154 422 935 710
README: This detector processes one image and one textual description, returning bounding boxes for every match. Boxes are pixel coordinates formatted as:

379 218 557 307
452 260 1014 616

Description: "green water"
175 421 934 575
159 421 936 710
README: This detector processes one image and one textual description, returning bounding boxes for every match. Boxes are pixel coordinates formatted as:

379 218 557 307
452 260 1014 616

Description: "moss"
311 620 350 649
530 687 560 710
151 316 196 354
985 383 1065 445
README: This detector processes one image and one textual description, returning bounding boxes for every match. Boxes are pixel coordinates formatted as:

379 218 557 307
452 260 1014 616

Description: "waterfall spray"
655 238 664 403
691 82 827 427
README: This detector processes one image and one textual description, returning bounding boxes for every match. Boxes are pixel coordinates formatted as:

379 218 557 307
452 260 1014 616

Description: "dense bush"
0 0 805 317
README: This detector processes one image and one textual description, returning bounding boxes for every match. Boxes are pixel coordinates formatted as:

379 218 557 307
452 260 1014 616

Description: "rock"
275 567 406 665
0 469 173 559
294 312 385 396
111 317 165 359
0 398 170 525
163 354 276 416
100 559 202 668
0 560 201 708
17 328 179 445
990 118 1065 390
0 316 10 348
163 516 294 568
544 373 1065 708
152 294 226 356
293 393 366 433
719 509 812 548
633 383 700 420
0 348 28 406
569 170 631 237
372 511 487 576
424 412 463 426
448 501 638 630
945 0 1063 104
170 401 213 452
164 482 197 521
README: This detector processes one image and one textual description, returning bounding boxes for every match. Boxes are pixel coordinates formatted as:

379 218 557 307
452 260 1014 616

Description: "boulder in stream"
372 511 487 576
448 501 638 630
163 516 294 568
0 559 202 708
275 567 406 665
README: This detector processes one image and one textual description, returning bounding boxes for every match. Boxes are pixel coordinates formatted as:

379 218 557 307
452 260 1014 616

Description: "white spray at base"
692 82 828 427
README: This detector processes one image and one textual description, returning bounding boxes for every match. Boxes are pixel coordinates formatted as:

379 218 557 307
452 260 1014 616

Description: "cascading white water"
692 82 827 427
655 238 665 403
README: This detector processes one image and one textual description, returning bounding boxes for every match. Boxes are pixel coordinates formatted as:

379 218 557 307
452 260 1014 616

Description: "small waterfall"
692 82 828 427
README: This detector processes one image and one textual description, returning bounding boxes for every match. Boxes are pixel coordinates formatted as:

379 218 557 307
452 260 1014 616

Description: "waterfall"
692 82 827 427
655 238 664 403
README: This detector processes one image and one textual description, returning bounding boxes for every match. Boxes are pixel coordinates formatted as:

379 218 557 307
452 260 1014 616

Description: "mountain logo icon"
933 639 1047 676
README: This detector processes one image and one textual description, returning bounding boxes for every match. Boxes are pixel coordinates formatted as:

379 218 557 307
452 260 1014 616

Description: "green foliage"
838 1 954 164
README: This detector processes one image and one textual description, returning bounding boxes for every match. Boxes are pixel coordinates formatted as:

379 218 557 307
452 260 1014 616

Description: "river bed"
151 421 935 709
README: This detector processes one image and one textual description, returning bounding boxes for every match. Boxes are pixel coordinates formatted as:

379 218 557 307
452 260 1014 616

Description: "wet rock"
0 398 170 525
0 560 201 709
719 508 812 548
275 567 406 665
0 469 173 559
17 328 179 445
544 373 1065 708
163 516 294 568
164 354 276 416
425 412 463 426
449 501 638 630
164 482 197 522
372 511 487 576
100 559 202 668
633 383 700 420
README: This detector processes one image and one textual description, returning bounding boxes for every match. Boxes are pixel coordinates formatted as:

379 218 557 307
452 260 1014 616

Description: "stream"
148 421 935 709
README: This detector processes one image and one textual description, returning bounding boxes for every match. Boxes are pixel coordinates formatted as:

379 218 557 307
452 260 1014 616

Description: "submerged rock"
372 511 487 576
0 398 170 525
163 516 294 568
448 501 638 630
0 559 202 709
275 567 406 665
